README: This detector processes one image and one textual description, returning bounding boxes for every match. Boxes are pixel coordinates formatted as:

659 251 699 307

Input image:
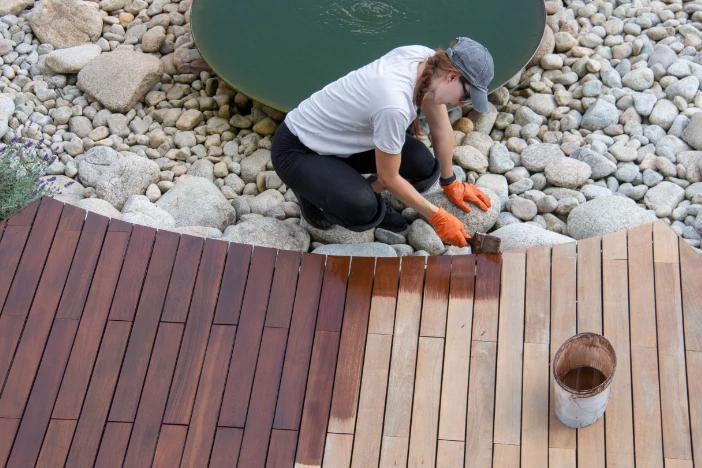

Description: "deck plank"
328 256 375 434
680 237 702 352
686 350 701 467
163 238 228 424
493 443 520 467
267 429 298 467
525 245 550 344
160 235 204 322
653 219 678 263
93 422 131 468
438 255 475 441
322 433 353 467
464 340 497 468
35 419 75 468
379 435 408 467
181 324 236 468
472 254 501 342
494 250 526 446
0 418 19 467
628 223 657 348
0 225 33 314
274 253 326 431
367 257 400 335
213 243 253 325
264 250 302 328
209 427 243 467
351 333 392 468
123 322 184 467
436 440 463 467
315 255 351 332
218 246 277 428
631 345 664 468
152 424 187 468
419 256 451 337
521 343 549 468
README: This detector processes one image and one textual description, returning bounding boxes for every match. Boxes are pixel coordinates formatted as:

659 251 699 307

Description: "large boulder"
77 147 159 210
0 0 31 16
155 177 235 231
300 219 374 244
44 44 101 73
74 198 122 219
240 149 271 183
312 242 397 257
29 0 102 49
567 196 657 239
222 216 310 252
42 175 84 204
491 223 575 252
120 195 176 229
77 50 163 112
544 157 591 188
643 181 685 217
424 188 500 235
677 151 702 183
681 112 702 150
570 147 617 178
581 99 619 131
520 143 565 172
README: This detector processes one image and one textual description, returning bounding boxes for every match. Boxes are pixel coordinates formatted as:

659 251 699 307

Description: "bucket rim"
552 332 617 396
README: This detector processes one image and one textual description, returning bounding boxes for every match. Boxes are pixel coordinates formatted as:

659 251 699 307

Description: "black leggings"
271 121 440 231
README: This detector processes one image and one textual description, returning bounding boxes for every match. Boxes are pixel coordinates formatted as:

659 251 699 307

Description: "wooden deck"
0 195 700 468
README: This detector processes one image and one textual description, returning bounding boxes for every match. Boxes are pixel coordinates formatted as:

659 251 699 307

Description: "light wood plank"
549 448 575 467
603 256 635 464
577 236 602 334
525 245 550 344
603 230 627 260
351 334 392 468
607 452 635 467
679 238 702 352
438 255 474 441
379 436 408 468
631 345 664 468
685 351 701 468
653 220 679 263
436 440 463 467
553 242 576 258
492 444 519 468
322 433 352 468
578 419 606 468
521 343 548 468
664 459 693 468
628 223 657 348
493 251 525 446
549 254 576 450
408 337 444 468
465 341 497 468
367 257 400 335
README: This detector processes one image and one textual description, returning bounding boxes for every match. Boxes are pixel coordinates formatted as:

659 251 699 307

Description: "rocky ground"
1 0 702 256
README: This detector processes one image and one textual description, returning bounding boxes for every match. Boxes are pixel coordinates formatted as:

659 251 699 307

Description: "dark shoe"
378 204 407 232
294 191 333 230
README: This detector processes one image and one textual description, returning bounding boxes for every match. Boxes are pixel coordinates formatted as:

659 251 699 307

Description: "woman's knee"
327 188 380 226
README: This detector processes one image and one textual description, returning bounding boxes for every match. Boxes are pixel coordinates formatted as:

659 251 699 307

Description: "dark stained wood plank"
0 210 84 418
0 219 5 239
294 330 340 468
0 418 19 467
238 327 289 466
35 419 76 468
419 255 451 337
367 257 400 335
209 427 243 467
55 213 109 320
123 322 184 467
152 424 187 468
214 243 253 325
162 238 228 424
328 256 375 434
472 254 501 342
51 226 132 419
274 253 326 431
65 320 131 467
181 325 236 467
315 255 351 332
680 237 702 352
55 203 87 232
161 234 204 322
94 422 131 468
108 230 180 422
265 249 303 328
267 429 298 468
109 224 157 321
6 318 78 468
6 197 40 225
0 314 24 390
218 247 278 427
0 225 33 313
525 245 551 345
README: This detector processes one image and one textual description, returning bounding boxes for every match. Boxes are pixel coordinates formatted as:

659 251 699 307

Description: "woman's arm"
420 98 455 179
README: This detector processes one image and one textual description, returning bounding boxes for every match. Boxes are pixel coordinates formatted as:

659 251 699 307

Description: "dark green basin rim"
191 0 546 114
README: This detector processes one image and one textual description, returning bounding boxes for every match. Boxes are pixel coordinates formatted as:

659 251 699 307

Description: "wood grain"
465 340 497 468
525 245 551 344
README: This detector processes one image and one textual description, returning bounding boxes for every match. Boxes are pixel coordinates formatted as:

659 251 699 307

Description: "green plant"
0 136 73 221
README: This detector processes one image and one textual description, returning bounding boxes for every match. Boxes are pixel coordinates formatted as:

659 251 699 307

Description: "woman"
271 37 495 248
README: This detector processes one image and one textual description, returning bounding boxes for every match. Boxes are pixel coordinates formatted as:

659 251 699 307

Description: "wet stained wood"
525 245 550 345
181 325 236 468
108 224 156 321
108 229 180 422
315 255 351 332
274 253 325 431
0 224 33 312
521 343 549 468
264 249 302 328
419 255 451 337
209 427 243 467
123 323 184 467
213 242 253 325
237 327 288 467
679 237 702 352
472 253 501 342
160 234 204 322
267 429 299 467
93 422 131 468
35 419 76 468
163 238 227 425
218 246 277 428
464 340 497 468
152 424 187 468
51 226 132 420
367 257 400 335
328 256 375 434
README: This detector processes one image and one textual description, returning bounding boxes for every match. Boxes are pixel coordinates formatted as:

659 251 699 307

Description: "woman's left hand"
441 180 491 213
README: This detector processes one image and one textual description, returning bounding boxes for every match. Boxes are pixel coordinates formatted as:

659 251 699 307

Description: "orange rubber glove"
441 180 492 213
429 207 470 247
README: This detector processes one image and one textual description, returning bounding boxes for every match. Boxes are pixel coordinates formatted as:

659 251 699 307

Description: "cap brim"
471 86 490 113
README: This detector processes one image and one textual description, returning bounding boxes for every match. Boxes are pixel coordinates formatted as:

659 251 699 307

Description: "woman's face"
432 72 470 106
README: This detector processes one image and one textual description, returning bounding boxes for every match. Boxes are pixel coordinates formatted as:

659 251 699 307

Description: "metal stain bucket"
553 332 617 429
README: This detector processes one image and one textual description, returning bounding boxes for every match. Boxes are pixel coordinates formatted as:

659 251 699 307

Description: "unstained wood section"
653 219 678 263
680 238 702 352
322 433 353 467
525 245 550 344
436 440 464 467
493 443 520 467
521 343 549 468
685 350 702 467
628 223 657 348
367 257 400 335
631 345 664 468
465 340 497 468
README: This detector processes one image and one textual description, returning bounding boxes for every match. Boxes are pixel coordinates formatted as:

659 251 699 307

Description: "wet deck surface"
0 196 700 467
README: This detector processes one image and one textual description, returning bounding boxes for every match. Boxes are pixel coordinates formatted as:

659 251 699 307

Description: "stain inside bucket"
562 366 606 391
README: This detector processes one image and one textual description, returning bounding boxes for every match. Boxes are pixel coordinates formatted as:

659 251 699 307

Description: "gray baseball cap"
446 37 494 113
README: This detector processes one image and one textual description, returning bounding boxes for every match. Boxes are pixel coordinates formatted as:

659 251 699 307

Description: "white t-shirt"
285 45 436 158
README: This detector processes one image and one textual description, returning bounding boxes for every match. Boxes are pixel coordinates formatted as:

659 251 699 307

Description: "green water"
191 0 545 112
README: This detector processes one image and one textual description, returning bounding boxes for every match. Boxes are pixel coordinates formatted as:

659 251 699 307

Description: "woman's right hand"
429 206 470 247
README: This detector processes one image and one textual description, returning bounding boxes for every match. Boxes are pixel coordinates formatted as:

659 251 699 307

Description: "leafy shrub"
0 137 73 221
